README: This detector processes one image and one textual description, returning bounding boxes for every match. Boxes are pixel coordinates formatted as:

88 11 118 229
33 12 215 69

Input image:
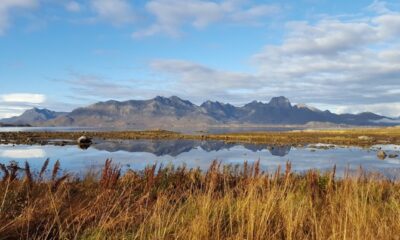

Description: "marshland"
0 127 400 239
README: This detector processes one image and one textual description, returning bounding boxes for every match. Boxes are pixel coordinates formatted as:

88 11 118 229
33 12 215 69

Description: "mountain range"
1 96 398 129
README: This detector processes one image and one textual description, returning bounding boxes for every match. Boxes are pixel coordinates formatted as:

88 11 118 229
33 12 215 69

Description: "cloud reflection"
0 148 46 158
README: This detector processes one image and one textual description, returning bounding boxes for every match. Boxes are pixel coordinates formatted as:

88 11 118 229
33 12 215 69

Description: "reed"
0 160 399 239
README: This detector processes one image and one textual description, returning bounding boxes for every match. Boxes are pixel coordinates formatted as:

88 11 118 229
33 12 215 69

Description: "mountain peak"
27 107 43 112
0 107 66 125
295 103 321 112
268 96 291 108
24 108 55 117
153 96 194 107
169 95 182 101
201 100 223 107
153 96 168 102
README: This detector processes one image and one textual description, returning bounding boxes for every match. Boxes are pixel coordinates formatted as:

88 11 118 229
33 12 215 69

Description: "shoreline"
0 126 399 147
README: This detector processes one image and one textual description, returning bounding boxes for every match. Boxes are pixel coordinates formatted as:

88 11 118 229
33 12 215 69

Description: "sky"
1 0 400 118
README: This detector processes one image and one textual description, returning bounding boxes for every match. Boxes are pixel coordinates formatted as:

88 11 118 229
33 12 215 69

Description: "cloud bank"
142 4 400 116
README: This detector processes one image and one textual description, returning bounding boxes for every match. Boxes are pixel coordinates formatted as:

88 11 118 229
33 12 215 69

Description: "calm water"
1 140 400 178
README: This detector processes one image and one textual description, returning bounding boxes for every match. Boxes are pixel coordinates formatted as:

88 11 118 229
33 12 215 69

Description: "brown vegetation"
0 160 399 239
1 126 400 147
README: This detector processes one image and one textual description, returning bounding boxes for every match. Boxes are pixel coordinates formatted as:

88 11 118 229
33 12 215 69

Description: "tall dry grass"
0 160 399 239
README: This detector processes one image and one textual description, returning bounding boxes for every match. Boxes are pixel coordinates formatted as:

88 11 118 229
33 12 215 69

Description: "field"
1 160 399 239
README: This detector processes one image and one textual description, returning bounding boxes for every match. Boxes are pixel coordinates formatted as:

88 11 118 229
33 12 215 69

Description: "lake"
1 139 400 179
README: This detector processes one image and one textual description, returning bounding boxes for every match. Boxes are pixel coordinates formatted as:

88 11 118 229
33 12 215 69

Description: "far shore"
0 126 399 147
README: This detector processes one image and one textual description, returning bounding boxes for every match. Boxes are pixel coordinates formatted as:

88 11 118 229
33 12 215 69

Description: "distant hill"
0 108 66 125
1 96 397 128
45 96 216 129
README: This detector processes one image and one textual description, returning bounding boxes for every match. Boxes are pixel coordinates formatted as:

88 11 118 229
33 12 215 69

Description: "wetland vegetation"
0 160 399 239
1 126 400 147
1 127 399 239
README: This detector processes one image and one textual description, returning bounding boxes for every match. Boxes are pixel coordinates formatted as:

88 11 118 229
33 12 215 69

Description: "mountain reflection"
93 140 291 157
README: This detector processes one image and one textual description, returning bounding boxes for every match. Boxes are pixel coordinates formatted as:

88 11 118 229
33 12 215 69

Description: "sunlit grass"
1 126 400 147
0 159 399 239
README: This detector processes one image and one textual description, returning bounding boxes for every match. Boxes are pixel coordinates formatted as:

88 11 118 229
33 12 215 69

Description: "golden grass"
1 126 400 147
0 160 399 239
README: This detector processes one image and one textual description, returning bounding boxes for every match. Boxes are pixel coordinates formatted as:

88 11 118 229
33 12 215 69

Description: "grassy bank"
1 126 400 147
1 160 399 239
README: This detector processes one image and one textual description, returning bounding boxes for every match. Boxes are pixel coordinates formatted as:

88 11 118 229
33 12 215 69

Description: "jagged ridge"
1 96 396 127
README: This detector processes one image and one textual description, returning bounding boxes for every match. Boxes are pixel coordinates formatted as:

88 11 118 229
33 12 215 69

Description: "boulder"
77 136 92 145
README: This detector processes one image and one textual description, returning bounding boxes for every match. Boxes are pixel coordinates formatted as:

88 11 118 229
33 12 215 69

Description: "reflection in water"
268 145 291 157
0 141 399 179
0 148 46 158
93 140 292 157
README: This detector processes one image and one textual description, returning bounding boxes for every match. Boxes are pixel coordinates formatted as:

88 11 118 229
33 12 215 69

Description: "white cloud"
0 93 46 118
90 0 135 25
0 0 37 35
373 14 400 38
62 72 171 102
335 103 400 117
134 0 280 37
230 4 280 22
367 0 391 14
247 10 400 115
0 107 27 118
150 59 265 103
143 6 400 117
65 1 81 13
1 93 46 103
148 57 400 116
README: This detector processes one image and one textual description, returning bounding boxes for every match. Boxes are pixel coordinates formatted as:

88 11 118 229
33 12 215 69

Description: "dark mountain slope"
2 96 396 128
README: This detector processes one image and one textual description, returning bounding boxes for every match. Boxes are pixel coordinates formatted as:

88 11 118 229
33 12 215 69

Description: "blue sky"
1 0 400 118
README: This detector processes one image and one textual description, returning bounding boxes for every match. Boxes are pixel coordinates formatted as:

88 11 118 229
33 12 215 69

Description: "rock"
377 150 387 160
77 137 92 150
388 154 398 158
77 136 92 144
77 136 92 149
358 136 375 141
